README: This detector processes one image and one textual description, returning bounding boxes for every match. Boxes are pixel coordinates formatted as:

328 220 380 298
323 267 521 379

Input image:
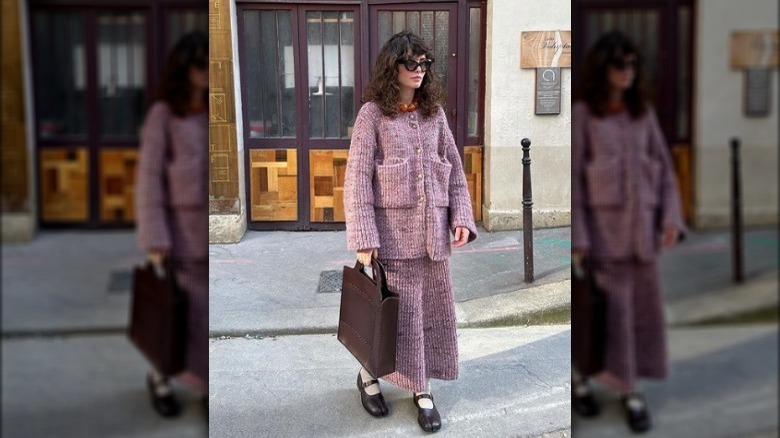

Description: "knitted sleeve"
135 101 172 252
648 107 687 238
571 102 590 251
439 107 478 242
344 103 381 251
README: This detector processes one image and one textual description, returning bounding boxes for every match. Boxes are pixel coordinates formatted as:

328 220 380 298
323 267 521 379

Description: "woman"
344 31 477 433
571 31 685 433
135 31 209 418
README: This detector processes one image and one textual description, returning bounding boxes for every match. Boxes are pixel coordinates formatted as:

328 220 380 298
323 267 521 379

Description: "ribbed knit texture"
343 101 476 392
344 102 477 260
572 100 682 392
135 101 208 382
571 101 686 261
590 260 667 392
380 257 458 392
135 101 209 260
173 259 208 383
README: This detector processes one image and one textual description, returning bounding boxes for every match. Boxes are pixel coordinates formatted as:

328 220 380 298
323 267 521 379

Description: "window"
306 10 355 139
97 12 146 139
32 11 86 139
243 10 297 138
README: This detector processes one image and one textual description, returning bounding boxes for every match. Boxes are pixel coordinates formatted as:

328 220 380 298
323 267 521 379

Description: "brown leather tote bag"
337 257 400 378
571 261 607 376
128 259 188 376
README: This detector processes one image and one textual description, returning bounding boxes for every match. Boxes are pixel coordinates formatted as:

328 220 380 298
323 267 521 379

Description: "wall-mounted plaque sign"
521 31 571 68
535 67 561 114
730 30 778 68
744 68 771 116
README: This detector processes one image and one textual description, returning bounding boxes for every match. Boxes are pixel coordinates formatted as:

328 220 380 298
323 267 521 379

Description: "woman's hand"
571 248 588 269
452 227 470 248
661 224 679 248
147 248 170 267
357 248 378 265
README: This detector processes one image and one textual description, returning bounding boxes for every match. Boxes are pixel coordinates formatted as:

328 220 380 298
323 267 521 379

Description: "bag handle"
355 256 391 299
148 256 180 296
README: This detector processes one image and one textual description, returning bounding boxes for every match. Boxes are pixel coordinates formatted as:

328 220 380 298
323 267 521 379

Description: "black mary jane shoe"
146 372 182 418
572 382 601 417
413 393 442 433
357 373 389 417
622 393 652 433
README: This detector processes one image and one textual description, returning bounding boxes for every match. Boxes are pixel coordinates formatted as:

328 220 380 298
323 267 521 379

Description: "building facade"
1 0 207 241
208 0 573 242
573 0 778 228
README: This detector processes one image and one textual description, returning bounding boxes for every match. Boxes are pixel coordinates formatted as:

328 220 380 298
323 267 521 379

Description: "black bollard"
730 138 744 283
522 138 533 283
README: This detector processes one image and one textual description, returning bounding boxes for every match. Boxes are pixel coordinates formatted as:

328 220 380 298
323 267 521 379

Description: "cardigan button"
410 122 418 129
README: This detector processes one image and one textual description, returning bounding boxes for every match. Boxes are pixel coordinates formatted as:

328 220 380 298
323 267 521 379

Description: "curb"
209 279 572 338
665 271 779 326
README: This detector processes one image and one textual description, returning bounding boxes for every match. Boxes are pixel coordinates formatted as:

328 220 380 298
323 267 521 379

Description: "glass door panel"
97 11 146 140
243 9 296 139
306 10 355 139
32 11 87 140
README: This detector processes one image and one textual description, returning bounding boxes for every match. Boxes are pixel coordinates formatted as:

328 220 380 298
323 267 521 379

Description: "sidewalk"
2 231 207 438
208 325 572 438
572 324 778 438
1 224 776 437
208 225 572 337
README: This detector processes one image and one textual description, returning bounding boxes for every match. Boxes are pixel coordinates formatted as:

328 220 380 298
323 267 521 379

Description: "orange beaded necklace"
399 98 419 113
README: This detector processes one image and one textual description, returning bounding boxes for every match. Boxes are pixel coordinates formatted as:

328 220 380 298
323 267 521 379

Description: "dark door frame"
572 0 695 146
29 0 206 228
237 0 486 231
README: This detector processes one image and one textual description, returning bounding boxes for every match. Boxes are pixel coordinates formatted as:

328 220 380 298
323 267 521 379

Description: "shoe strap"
361 378 379 388
414 393 434 404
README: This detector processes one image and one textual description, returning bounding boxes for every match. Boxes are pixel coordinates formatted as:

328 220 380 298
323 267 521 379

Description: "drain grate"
107 270 133 294
317 270 343 293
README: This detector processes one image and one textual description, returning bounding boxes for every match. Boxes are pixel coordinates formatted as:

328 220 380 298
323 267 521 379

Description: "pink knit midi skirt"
591 259 667 392
173 259 208 383
379 256 459 393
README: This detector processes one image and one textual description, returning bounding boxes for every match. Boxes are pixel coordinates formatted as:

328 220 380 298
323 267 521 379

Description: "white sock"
150 370 172 397
624 393 645 411
414 381 433 409
574 382 591 397
359 368 381 396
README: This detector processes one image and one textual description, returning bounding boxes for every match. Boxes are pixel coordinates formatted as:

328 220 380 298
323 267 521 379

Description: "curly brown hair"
364 31 443 119
575 31 648 119
156 31 208 118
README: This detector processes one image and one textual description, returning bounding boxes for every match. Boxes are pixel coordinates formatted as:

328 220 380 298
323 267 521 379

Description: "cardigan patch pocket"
640 155 661 207
429 159 452 207
374 158 415 208
585 157 623 207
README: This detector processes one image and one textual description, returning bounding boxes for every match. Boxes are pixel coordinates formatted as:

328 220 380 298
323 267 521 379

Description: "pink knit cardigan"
571 101 686 261
344 102 478 261
135 101 208 260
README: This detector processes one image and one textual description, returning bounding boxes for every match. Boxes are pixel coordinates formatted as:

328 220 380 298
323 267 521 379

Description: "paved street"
209 326 571 438
2 231 207 438
1 225 777 437
572 324 778 438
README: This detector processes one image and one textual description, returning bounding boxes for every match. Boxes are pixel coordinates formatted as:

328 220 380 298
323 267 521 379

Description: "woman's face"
606 53 637 92
189 61 209 93
396 53 428 93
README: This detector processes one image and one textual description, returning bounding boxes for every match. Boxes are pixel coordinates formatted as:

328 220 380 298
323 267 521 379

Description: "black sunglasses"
397 58 434 72
191 57 208 70
609 57 638 71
